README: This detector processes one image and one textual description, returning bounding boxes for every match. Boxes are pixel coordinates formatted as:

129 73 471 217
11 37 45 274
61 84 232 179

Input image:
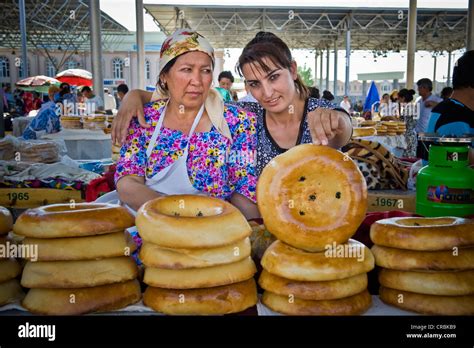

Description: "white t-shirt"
104 93 116 111
85 95 104 111
415 94 442 133
340 100 351 113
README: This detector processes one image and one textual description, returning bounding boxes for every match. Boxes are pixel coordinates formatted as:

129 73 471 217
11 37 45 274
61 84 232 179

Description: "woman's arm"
114 106 158 211
226 107 260 220
230 192 261 220
112 89 154 145
116 175 163 212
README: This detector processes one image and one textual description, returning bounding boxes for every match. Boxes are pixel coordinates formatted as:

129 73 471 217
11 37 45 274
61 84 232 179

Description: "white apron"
96 103 207 257
96 102 205 215
144 102 205 196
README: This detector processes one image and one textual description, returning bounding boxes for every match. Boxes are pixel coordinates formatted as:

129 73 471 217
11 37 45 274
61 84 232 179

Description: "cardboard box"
367 190 416 213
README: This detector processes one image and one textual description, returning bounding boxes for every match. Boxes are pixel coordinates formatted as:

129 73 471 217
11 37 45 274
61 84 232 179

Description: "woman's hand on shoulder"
307 108 345 146
112 89 152 145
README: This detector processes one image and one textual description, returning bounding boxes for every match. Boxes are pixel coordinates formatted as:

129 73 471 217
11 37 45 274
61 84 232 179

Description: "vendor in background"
81 86 104 113
415 78 442 133
116 83 129 103
22 91 34 115
2 85 13 111
426 50 474 164
218 70 234 91
32 92 43 110
440 86 453 101
112 31 352 179
389 90 398 103
2 86 10 112
76 91 85 103
103 88 116 115
112 29 259 218
398 88 417 157
22 86 61 140
56 83 76 104
215 70 235 102
339 95 352 114
13 89 24 115
353 100 363 113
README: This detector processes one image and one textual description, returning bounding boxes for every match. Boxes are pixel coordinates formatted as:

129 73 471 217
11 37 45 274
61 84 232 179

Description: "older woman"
113 29 258 218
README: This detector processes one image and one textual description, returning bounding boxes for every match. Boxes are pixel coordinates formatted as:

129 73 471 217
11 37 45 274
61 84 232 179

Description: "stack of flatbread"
0 206 24 307
17 140 60 163
14 203 141 315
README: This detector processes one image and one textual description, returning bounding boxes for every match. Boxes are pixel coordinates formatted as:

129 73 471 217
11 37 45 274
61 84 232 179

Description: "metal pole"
89 0 104 103
406 0 417 90
345 16 351 97
0 88 5 138
447 51 452 87
136 0 145 89
19 0 28 78
319 50 323 89
326 47 330 91
314 50 318 87
333 41 338 97
468 0 474 50
432 55 437 93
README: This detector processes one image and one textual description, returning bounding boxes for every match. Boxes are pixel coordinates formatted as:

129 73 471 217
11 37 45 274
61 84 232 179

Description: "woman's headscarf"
154 29 232 141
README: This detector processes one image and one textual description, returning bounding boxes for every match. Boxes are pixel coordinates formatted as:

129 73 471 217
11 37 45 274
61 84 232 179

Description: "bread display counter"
0 145 472 319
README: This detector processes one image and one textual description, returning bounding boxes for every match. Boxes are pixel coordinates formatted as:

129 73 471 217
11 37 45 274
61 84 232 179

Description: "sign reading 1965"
0 188 84 208
7 192 30 201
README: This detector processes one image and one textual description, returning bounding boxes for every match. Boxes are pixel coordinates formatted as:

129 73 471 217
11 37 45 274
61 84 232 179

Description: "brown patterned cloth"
342 139 409 190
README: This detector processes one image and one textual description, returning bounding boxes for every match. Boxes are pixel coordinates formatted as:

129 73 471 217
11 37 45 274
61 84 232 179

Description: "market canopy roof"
144 4 468 52
357 71 405 81
0 0 130 51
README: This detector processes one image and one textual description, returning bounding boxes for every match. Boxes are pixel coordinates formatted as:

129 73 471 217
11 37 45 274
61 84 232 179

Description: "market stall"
0 144 472 317
41 128 112 160
0 136 115 209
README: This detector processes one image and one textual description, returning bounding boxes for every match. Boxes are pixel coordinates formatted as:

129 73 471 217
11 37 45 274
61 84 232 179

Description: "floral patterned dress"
115 99 257 203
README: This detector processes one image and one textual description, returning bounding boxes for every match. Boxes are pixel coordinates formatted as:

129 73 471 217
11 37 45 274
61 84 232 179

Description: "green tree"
297 64 314 86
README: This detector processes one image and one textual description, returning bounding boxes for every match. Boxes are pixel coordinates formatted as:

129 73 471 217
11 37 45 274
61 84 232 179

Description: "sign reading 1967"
7 192 30 200
372 197 403 208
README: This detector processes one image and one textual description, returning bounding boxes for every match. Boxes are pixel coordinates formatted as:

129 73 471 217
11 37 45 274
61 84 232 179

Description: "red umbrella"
55 69 93 86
